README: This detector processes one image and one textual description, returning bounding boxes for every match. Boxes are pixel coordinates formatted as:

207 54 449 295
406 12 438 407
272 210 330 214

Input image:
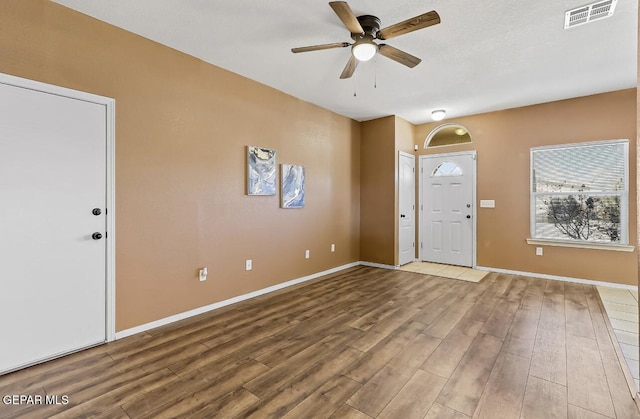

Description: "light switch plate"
480 200 496 208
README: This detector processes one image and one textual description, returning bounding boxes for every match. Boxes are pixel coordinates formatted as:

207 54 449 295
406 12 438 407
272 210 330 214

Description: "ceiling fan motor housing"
352 15 381 40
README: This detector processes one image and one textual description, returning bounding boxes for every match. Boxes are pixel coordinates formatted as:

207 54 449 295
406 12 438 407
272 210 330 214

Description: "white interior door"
421 152 475 267
398 152 416 266
0 81 108 374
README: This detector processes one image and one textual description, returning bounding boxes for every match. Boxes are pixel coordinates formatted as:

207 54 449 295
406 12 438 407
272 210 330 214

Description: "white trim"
105 100 116 342
526 238 634 252
531 138 629 152
475 265 638 291
0 73 117 343
115 262 360 339
418 151 477 267
0 73 114 105
360 261 398 270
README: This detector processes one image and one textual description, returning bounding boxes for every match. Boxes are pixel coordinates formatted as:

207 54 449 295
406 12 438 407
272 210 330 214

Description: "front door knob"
92 232 103 240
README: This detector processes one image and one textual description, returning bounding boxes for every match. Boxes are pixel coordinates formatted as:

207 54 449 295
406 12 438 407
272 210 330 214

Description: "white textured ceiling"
52 0 637 124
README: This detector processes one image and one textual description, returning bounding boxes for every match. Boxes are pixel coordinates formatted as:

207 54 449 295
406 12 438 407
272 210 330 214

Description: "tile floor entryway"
596 286 640 391
398 261 489 283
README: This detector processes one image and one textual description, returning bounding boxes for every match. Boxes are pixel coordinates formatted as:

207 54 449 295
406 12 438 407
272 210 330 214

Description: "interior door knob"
92 208 102 216
92 232 103 240
466 215 471 219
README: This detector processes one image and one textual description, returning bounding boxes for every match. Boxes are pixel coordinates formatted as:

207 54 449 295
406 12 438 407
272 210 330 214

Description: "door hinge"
412 242 415 248
420 242 423 249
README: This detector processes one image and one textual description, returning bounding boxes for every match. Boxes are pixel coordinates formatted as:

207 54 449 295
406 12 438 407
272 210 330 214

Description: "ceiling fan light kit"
352 38 377 61
291 1 440 79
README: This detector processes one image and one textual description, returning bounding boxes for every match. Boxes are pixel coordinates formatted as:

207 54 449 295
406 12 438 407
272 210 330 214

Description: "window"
432 161 462 177
424 124 472 148
530 139 628 245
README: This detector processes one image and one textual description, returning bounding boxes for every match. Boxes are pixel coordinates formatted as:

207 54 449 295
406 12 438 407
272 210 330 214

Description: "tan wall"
360 116 395 265
416 89 638 286
395 117 416 154
359 116 416 266
0 0 361 330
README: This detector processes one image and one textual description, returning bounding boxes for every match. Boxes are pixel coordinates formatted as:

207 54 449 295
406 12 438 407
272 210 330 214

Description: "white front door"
420 152 475 267
398 152 415 266
0 80 108 374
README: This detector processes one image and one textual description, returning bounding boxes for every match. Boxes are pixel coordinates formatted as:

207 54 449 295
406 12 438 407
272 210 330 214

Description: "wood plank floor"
1 266 639 418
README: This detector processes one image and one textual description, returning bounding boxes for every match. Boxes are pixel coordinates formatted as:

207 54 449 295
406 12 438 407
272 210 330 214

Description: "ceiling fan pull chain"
374 57 378 89
353 71 357 97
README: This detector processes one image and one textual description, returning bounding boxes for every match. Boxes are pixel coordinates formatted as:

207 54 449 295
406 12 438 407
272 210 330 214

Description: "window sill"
526 238 634 252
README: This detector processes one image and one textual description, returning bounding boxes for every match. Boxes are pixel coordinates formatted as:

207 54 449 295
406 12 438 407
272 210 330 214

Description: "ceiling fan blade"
378 11 440 40
340 55 358 79
329 1 364 34
291 42 350 53
378 44 421 68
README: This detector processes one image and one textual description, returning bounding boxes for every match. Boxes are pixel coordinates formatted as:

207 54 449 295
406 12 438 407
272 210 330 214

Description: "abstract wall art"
247 146 277 195
281 164 305 208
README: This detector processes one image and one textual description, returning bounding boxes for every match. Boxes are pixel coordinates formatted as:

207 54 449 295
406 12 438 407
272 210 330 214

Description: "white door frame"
0 72 116 342
418 150 477 267
398 151 416 266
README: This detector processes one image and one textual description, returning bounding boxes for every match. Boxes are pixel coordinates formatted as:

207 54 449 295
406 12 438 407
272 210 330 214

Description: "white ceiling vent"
565 0 617 28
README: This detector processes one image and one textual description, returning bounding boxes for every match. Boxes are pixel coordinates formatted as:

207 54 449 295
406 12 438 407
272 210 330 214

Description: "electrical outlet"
331 244 335 252
199 267 207 282
245 259 252 271
305 250 310 259
536 247 543 256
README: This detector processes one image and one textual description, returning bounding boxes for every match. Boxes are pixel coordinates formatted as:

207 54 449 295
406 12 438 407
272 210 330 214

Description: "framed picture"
281 164 305 208
247 146 277 195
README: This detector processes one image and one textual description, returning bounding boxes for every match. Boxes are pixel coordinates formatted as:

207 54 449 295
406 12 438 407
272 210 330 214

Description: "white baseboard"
115 262 360 340
359 261 398 270
476 266 638 291
118 261 633 340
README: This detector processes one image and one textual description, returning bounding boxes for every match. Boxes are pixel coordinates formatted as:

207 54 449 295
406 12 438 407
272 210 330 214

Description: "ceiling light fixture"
352 38 377 62
431 109 446 121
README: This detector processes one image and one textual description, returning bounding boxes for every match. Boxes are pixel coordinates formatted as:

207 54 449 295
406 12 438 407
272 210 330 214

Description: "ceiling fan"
291 1 441 79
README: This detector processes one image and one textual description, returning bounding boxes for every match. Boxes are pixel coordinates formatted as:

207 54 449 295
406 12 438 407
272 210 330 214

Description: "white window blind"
530 140 628 244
